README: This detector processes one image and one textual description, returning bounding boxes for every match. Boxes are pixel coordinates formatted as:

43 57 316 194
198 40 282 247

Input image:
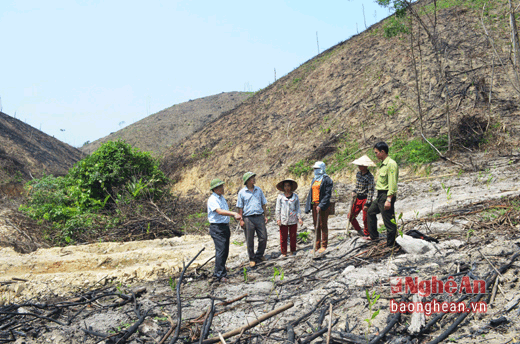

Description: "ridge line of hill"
81 91 251 157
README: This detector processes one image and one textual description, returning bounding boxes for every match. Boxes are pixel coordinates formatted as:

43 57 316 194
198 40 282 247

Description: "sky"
0 0 392 147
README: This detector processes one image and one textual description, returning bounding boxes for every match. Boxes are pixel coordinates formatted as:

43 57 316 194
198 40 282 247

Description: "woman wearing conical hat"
349 155 376 238
275 179 303 257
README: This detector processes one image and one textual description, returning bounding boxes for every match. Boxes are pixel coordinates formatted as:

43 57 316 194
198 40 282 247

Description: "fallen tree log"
201 302 294 344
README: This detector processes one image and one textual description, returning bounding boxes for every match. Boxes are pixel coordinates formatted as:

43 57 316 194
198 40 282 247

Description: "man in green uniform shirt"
367 142 399 247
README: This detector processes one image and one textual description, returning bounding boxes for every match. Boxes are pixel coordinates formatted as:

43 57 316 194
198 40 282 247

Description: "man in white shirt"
207 178 242 282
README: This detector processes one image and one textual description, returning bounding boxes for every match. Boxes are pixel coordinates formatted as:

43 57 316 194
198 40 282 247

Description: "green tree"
375 0 408 17
20 140 168 244
68 140 167 201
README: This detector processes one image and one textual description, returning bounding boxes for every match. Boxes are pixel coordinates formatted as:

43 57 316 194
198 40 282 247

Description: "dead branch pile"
1 196 520 343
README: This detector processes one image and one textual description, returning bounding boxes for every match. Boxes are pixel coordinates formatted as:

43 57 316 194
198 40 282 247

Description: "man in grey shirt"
236 172 269 267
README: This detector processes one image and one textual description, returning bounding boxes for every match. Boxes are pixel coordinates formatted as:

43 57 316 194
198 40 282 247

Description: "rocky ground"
1 156 520 343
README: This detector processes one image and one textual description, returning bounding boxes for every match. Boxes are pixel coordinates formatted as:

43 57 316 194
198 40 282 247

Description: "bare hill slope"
162 0 520 195
81 92 250 156
0 111 82 191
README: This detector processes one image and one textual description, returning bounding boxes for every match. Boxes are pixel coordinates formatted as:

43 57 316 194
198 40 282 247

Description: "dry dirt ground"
1 156 520 343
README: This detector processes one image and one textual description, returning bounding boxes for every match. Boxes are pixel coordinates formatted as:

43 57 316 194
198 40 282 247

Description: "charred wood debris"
1 195 520 343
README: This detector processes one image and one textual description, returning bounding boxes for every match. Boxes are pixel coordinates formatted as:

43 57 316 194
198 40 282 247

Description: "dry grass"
162 0 520 196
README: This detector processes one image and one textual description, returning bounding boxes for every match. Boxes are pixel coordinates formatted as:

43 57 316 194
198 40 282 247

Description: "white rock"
396 235 436 255
342 265 355 274
14 284 25 296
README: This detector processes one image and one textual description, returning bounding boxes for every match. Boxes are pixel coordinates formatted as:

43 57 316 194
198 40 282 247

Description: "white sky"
0 0 391 147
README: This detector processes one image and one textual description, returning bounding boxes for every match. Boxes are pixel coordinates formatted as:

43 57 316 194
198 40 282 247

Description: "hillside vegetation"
162 0 520 195
81 92 250 156
20 141 173 245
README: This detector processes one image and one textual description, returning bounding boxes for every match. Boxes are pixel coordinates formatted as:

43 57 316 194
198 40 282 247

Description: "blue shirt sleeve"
260 188 267 206
236 190 244 208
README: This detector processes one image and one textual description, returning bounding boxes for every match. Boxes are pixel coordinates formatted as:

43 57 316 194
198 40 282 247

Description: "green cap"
210 178 225 191
242 172 256 185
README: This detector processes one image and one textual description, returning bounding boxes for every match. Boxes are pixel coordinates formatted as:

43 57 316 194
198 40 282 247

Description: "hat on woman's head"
276 179 298 192
352 155 376 167
312 161 325 169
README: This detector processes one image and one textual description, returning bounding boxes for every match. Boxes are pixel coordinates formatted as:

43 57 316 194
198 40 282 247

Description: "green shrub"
383 16 409 38
68 140 167 201
297 231 310 243
391 136 448 165
20 140 168 244
288 159 313 177
19 174 110 243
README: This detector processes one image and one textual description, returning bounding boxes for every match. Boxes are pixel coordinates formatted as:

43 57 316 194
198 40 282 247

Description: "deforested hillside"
162 0 520 194
81 92 250 156
0 111 82 192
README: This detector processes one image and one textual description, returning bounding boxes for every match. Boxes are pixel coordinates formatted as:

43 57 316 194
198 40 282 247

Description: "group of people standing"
206 141 399 283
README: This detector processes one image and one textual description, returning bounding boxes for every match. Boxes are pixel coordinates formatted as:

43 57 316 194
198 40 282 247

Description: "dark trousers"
367 191 397 247
209 223 230 279
312 204 330 249
349 197 368 235
243 214 267 261
280 224 297 255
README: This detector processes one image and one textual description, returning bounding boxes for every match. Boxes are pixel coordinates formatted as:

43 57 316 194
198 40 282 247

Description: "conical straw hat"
276 179 298 192
351 155 376 167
